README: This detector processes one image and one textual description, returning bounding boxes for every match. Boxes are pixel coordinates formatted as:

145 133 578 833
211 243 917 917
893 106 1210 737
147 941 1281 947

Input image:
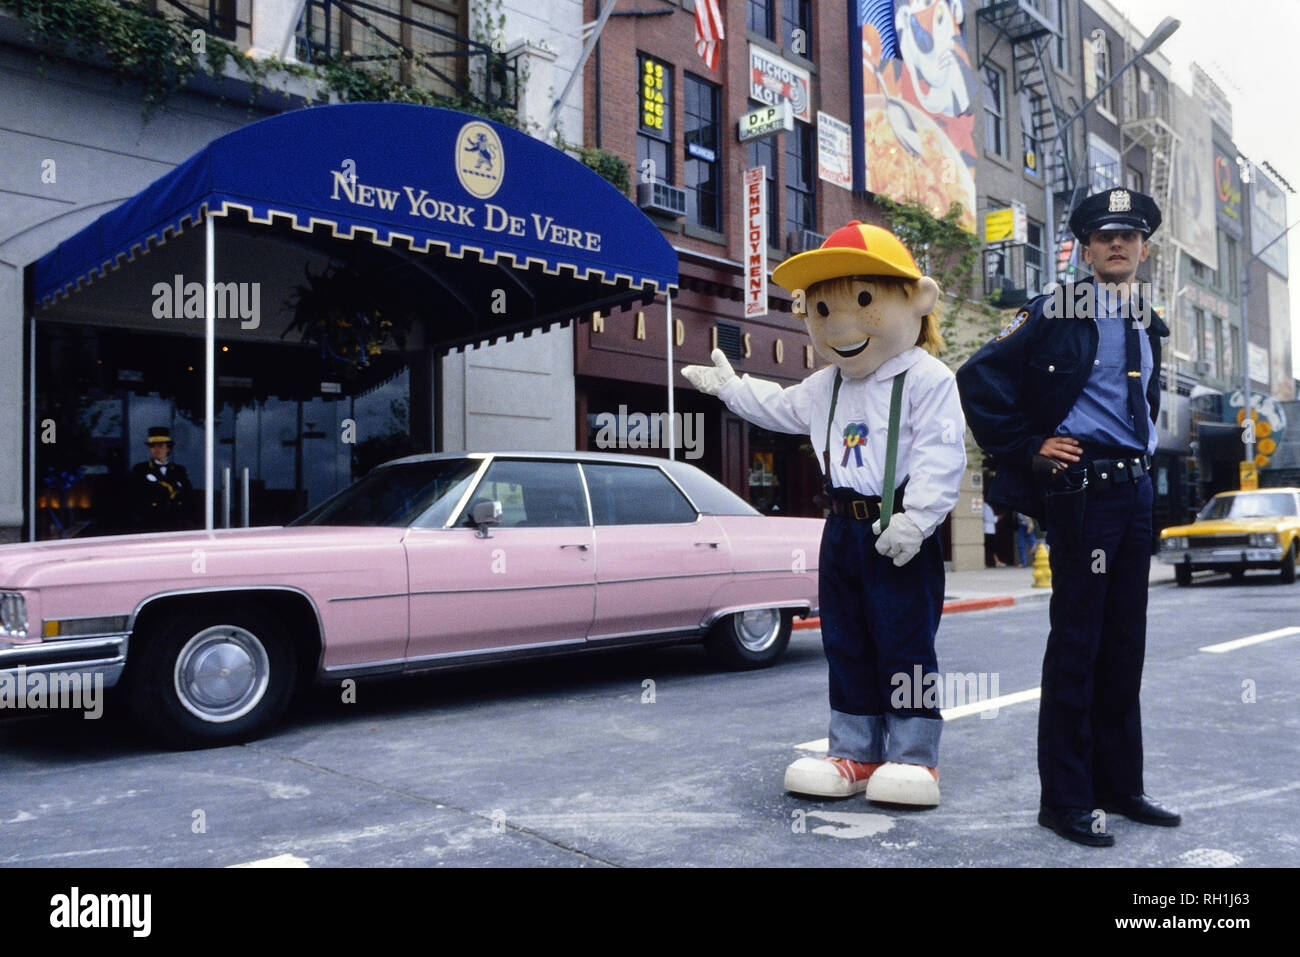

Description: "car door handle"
560 543 590 550
694 541 721 548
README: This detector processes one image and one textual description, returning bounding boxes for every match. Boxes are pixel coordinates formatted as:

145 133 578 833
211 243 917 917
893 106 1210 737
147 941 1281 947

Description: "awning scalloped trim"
35 199 677 310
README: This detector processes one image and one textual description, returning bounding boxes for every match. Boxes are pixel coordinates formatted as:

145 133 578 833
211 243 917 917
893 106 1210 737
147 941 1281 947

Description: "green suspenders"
822 367 908 531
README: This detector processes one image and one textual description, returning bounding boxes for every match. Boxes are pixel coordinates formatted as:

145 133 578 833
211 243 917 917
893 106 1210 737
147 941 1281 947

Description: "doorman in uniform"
683 222 966 806
956 187 1182 846
131 426 193 531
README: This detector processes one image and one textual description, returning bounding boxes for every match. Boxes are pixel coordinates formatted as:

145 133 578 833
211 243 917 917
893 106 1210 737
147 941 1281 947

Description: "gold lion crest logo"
455 122 504 200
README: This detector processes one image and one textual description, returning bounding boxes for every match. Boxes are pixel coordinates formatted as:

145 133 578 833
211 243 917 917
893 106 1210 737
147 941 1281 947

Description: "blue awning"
31 103 676 323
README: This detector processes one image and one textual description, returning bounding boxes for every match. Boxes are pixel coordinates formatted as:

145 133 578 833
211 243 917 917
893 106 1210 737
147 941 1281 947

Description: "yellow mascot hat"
771 220 922 293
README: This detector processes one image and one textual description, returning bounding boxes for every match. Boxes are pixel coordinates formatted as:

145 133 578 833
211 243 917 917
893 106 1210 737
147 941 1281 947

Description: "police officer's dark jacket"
955 277 1168 522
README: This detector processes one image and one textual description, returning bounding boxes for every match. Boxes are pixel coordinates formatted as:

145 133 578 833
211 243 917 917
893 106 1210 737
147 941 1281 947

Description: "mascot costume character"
682 222 966 806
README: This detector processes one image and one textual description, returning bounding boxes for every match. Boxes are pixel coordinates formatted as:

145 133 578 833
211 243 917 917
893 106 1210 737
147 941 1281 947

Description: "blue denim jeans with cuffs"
819 513 945 766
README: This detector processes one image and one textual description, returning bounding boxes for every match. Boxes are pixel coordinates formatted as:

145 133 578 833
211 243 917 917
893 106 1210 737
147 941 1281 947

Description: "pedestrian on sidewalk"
982 501 998 567
956 187 1182 847
1016 512 1037 567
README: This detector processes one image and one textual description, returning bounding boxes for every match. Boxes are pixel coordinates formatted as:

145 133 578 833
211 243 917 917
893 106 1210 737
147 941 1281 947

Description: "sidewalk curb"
793 591 1051 631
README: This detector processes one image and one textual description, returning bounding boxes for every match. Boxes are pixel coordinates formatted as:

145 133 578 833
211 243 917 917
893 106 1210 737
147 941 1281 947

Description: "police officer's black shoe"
1038 805 1115 846
1099 794 1182 826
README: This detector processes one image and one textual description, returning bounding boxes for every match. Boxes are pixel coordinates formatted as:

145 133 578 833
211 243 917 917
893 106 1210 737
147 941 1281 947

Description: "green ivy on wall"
875 196 1005 366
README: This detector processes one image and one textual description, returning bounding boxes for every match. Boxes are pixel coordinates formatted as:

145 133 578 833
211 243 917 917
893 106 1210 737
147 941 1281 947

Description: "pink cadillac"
0 452 821 747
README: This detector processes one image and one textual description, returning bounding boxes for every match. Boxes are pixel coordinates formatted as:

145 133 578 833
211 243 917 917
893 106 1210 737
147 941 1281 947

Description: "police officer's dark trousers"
820 513 945 765
1039 470 1152 808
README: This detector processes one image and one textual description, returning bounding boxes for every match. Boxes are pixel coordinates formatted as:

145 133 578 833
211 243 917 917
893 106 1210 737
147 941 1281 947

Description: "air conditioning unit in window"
636 182 686 218
1194 360 1213 376
786 230 828 254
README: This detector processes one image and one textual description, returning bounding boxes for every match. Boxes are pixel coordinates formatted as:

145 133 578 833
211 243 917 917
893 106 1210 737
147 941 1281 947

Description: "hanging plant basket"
285 262 416 371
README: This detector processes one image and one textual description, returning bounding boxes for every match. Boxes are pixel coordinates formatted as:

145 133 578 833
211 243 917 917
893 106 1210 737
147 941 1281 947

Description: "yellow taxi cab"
1159 488 1300 586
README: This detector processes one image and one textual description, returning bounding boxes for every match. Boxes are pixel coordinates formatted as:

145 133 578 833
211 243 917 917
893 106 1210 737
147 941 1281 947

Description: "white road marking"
1179 781 1300 812
0 845 151 864
793 686 1044 751
1200 626 1300 654
227 853 310 868
942 687 1041 720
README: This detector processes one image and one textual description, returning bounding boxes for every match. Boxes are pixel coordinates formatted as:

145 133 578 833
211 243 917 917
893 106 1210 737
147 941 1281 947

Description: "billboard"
1171 86 1217 270
1251 168 1289 278
850 0 978 232
1268 271 1294 400
1191 64 1233 139
1213 142 1243 240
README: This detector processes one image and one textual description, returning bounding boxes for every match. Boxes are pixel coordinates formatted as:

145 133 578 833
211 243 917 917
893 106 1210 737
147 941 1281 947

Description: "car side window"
583 464 697 525
461 460 589 528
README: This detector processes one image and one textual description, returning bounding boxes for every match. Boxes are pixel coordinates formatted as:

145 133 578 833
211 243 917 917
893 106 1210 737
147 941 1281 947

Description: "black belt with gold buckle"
1086 453 1151 487
826 484 907 522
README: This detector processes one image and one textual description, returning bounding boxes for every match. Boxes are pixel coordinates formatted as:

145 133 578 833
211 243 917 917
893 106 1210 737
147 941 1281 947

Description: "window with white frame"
1021 89 1043 176
1025 219 1044 293
1052 0 1070 72
983 64 1007 158
1090 29 1113 116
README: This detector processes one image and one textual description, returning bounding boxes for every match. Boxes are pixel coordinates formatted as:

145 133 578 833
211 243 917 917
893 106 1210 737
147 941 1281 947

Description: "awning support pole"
205 211 216 531
665 291 675 461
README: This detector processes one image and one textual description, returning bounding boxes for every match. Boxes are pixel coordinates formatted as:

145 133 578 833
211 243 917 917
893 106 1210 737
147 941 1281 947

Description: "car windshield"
290 459 481 527
1196 492 1297 521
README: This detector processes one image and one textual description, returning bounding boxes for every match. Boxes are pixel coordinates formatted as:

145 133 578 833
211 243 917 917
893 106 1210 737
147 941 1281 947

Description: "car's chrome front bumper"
1159 546 1284 566
0 634 129 688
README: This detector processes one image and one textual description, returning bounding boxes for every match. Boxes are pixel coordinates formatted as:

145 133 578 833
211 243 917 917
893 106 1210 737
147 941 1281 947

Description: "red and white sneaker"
864 762 940 806
784 756 883 798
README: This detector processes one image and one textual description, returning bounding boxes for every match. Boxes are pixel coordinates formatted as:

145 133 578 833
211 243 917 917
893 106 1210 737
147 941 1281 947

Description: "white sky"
1114 0 1300 380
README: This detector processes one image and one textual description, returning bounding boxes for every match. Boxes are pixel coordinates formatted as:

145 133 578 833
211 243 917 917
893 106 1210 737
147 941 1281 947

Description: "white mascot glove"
681 348 737 396
872 512 924 567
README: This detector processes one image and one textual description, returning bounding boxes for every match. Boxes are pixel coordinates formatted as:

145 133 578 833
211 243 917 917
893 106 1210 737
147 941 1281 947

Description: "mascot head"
772 221 942 380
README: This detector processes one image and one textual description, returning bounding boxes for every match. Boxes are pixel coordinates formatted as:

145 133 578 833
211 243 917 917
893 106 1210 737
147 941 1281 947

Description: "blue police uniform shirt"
1055 283 1157 455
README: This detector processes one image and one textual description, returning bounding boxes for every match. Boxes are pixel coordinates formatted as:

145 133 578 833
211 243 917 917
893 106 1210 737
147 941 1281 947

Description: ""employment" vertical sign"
744 166 767 317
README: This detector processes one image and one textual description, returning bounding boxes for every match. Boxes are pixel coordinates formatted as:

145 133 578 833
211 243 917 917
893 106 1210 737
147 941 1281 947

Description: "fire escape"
977 1 1082 286
1120 71 1179 321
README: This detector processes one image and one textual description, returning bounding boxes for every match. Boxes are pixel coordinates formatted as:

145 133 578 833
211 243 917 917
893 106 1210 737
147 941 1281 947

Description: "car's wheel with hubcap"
1175 564 1192 587
1281 544 1297 585
704 608 793 670
128 605 296 748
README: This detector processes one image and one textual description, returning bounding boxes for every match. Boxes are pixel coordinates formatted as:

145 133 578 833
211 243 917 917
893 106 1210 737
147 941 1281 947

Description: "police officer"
956 187 1181 846
131 427 193 531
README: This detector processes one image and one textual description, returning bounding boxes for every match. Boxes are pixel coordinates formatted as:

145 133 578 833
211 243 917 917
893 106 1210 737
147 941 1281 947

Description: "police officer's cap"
1069 187 1162 243
146 426 173 445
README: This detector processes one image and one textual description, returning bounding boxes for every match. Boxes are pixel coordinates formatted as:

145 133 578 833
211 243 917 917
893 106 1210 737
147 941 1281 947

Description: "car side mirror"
471 500 502 538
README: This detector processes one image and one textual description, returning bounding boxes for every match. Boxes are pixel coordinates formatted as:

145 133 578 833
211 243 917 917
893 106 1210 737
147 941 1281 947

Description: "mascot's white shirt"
718 346 966 538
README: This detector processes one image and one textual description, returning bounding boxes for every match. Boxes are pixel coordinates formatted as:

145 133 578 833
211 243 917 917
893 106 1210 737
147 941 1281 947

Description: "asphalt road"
1 570 1297 868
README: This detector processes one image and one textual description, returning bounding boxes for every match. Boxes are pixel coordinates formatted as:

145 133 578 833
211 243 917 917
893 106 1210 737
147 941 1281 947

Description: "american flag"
694 0 725 72
859 0 901 64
